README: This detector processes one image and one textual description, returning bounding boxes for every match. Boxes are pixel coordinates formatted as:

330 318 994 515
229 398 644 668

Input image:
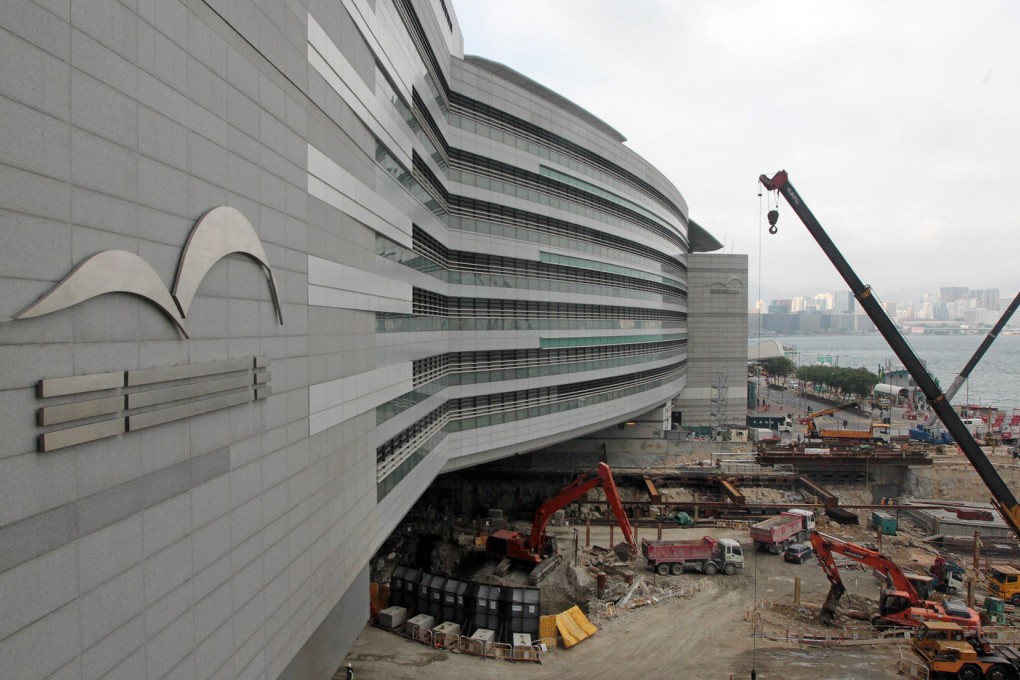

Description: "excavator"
809 530 981 631
485 462 637 565
760 170 1020 543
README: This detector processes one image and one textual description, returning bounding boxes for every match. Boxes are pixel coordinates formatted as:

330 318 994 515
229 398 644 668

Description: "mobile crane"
759 170 1020 543
809 531 981 630
485 462 637 564
802 402 860 438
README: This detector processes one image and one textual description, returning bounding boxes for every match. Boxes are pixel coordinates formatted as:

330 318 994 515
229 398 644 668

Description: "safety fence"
392 622 555 663
897 648 930 679
981 625 1020 645
746 599 913 646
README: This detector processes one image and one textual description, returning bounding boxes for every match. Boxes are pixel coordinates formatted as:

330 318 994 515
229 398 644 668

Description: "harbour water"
756 334 1020 411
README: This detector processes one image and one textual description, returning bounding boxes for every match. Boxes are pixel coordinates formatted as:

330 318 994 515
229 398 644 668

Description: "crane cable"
751 182 764 680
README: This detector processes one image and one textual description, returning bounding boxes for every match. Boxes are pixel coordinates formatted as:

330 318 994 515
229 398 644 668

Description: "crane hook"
767 209 779 235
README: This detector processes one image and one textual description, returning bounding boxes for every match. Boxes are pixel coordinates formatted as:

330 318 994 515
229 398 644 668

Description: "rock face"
902 457 1020 501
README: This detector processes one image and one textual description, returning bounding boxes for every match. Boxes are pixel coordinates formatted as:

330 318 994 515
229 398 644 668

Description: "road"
752 380 922 442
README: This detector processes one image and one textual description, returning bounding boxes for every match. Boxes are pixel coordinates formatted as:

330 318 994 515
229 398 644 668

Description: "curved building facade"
0 2 736 679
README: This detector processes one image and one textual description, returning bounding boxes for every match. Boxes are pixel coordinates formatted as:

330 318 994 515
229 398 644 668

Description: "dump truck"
641 536 743 576
987 564 1020 606
930 556 967 595
749 427 777 443
750 509 815 554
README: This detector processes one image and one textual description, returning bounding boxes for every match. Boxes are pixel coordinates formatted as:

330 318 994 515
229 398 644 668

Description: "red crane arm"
528 463 635 550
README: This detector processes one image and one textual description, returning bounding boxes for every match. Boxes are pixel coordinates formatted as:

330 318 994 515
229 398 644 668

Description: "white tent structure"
748 339 785 362
873 383 911 403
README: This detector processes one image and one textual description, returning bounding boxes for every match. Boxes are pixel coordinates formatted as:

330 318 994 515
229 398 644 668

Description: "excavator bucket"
613 542 638 562
820 583 846 625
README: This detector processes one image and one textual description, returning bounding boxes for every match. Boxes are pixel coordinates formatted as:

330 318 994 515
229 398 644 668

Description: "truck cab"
715 538 744 570
785 508 816 533
988 564 1020 605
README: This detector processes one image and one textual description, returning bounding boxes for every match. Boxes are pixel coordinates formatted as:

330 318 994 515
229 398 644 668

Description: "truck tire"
656 563 670 576
984 665 1010 680
1011 594 1020 607
704 562 719 576
724 563 737 576
958 664 981 680
671 563 684 576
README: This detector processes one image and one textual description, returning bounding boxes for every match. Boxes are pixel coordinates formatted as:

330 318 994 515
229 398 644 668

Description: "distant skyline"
455 1 1020 294
750 282 1017 311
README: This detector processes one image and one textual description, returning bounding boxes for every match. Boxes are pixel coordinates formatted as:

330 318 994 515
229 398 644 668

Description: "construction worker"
345 662 354 680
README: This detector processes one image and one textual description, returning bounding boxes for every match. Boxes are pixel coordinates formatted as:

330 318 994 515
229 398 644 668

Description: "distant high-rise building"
941 286 969 303
833 290 855 314
948 299 970 320
972 288 1000 311
769 299 793 314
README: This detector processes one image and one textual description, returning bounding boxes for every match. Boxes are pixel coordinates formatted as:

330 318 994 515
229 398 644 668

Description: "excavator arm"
810 530 918 623
761 170 1020 541
528 462 636 552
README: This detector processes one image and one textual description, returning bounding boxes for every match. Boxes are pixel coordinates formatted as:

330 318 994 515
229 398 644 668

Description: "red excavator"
485 462 636 564
810 531 981 631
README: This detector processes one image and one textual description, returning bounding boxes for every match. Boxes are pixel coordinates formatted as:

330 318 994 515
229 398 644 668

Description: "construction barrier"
747 599 912 645
897 648 930 679
539 615 558 643
555 605 597 648
981 626 1020 645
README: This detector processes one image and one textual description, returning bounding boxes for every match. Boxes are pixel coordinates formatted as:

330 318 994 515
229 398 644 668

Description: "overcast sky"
454 1 1020 304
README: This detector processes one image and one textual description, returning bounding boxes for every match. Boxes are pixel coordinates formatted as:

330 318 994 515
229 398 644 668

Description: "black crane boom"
759 170 1020 540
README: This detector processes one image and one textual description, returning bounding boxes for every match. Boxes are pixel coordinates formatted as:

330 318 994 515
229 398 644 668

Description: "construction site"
337 416 1020 680
336 174 1020 679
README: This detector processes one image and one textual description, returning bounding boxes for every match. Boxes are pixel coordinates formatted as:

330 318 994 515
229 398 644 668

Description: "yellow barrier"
556 605 597 648
539 615 558 643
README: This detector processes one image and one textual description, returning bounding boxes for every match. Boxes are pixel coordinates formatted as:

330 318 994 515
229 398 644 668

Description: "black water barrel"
441 578 461 622
427 573 446 618
416 572 433 616
390 566 407 607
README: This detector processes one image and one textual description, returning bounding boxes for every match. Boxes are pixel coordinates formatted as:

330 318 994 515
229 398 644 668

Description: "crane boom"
804 401 859 438
760 170 1020 541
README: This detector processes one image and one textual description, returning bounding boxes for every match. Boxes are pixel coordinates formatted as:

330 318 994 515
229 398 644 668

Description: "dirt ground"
341 523 926 679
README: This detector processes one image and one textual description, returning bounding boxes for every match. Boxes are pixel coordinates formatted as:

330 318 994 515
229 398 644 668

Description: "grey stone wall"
674 254 749 429
0 1 721 679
